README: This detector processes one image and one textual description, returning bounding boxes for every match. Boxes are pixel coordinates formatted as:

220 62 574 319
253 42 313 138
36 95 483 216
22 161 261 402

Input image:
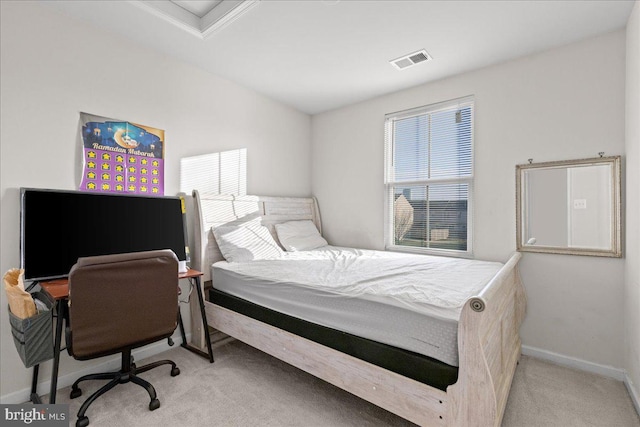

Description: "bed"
188 190 526 426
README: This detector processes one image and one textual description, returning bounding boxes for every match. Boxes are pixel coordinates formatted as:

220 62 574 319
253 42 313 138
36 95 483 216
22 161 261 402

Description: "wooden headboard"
191 190 322 283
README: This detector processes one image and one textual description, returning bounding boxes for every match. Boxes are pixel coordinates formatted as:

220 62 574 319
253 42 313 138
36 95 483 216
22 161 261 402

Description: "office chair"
66 250 181 427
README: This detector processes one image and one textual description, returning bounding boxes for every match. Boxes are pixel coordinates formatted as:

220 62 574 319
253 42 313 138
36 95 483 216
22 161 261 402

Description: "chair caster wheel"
149 398 160 411
70 388 82 399
76 416 90 427
171 367 180 377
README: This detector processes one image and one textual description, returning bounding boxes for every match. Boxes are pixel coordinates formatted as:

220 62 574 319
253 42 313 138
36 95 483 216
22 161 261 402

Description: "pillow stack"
212 218 327 262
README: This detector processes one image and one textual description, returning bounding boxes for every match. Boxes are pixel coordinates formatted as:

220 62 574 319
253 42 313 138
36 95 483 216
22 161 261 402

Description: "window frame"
383 95 475 258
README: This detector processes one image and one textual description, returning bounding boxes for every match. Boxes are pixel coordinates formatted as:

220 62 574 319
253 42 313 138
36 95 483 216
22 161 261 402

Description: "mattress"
211 246 503 367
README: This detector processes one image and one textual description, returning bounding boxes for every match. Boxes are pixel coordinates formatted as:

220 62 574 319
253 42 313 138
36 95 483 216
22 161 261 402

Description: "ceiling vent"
390 49 432 70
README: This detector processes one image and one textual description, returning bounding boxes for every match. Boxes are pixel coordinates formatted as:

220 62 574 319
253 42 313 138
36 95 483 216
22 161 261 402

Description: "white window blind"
384 96 474 255
180 149 247 196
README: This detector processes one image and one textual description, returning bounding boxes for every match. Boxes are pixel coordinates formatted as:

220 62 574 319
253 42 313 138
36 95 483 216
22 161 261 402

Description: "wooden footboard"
448 252 526 426
195 252 525 426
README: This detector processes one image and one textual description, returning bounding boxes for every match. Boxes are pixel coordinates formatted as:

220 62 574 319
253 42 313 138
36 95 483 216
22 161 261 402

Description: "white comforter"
213 246 503 321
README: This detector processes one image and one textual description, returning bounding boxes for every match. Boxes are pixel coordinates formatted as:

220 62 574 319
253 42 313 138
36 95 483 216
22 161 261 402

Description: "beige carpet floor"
51 339 640 426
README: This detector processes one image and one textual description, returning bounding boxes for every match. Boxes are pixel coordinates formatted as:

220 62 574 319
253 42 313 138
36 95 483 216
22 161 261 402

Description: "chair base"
70 349 179 427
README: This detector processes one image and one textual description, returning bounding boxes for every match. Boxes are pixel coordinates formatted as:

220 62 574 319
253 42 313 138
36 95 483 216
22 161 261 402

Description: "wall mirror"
516 155 621 257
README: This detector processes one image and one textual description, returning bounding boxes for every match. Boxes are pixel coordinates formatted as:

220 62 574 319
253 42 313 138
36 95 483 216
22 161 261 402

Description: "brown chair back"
67 250 178 360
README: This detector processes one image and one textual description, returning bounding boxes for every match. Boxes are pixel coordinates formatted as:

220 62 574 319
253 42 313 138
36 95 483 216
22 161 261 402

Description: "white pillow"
213 222 284 262
275 220 328 252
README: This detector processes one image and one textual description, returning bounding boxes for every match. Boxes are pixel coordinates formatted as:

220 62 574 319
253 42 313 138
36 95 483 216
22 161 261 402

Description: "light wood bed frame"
188 190 526 427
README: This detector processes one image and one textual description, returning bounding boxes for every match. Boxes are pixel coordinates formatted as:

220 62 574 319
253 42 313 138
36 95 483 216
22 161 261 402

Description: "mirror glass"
516 156 621 257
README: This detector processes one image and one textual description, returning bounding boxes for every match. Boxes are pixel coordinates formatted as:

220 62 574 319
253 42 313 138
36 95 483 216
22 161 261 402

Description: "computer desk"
30 269 213 404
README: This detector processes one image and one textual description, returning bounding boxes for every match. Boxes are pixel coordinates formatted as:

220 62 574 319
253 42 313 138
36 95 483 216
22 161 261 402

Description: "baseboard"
624 373 640 417
521 345 626 381
0 333 190 405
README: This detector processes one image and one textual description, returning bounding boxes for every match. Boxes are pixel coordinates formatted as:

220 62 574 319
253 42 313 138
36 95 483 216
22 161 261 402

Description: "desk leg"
30 365 42 404
177 311 188 346
179 277 214 363
195 277 213 363
49 299 65 404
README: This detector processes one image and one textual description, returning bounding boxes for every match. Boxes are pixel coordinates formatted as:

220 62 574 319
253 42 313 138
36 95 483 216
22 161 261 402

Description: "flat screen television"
20 188 187 281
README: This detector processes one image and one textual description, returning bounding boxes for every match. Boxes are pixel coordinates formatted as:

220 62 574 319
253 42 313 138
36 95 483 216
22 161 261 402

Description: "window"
384 96 474 256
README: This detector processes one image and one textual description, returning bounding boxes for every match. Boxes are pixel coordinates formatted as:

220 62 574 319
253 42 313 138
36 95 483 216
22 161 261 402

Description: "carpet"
52 339 640 426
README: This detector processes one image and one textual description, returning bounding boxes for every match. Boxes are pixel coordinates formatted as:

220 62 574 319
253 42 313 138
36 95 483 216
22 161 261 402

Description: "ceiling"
172 1 222 18
41 0 634 115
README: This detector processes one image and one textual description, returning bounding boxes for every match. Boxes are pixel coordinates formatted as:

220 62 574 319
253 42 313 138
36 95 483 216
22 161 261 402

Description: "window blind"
384 96 474 255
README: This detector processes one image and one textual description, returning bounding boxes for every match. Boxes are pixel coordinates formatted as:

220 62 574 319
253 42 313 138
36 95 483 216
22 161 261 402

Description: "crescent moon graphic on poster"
114 128 139 149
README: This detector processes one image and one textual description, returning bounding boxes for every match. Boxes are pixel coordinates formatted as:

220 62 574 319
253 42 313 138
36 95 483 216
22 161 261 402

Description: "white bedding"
211 246 503 366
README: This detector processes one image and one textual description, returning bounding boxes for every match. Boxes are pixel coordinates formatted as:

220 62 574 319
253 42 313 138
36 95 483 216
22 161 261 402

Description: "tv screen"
20 188 187 281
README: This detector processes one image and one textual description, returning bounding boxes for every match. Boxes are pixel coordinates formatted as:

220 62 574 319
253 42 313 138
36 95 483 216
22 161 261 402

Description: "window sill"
385 245 474 259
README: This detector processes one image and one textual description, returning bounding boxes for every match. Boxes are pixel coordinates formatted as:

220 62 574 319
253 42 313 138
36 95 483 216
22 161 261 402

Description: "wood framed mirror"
516 155 622 257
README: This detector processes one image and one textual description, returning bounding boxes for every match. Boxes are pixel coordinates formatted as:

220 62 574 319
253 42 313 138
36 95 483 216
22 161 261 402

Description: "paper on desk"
3 268 36 319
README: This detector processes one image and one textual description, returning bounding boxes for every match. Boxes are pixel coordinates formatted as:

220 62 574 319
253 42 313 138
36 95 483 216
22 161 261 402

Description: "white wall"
312 31 626 369
0 2 310 401
625 0 640 411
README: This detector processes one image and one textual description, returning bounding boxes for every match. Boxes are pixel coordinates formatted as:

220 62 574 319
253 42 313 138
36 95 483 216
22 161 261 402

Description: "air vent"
390 49 432 70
